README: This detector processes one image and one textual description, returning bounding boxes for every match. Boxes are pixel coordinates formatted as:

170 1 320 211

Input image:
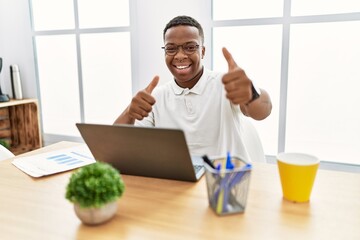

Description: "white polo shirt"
135 68 250 161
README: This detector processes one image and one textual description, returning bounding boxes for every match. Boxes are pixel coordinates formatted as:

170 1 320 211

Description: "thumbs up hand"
127 76 159 121
221 47 253 105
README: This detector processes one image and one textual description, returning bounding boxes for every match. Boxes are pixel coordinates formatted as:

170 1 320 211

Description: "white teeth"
176 65 189 69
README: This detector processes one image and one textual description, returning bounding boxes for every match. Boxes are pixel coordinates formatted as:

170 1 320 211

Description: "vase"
74 201 118 225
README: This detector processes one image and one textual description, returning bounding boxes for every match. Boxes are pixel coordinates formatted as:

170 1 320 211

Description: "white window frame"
29 0 133 145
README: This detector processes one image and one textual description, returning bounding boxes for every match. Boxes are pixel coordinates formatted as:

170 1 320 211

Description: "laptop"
76 123 205 182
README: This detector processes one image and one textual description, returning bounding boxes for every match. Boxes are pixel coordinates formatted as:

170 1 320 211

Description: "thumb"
222 47 238 71
145 76 159 94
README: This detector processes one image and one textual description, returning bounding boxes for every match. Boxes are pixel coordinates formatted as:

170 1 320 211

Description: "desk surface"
0 142 359 240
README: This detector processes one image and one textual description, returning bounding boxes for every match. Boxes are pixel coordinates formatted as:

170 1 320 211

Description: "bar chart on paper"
12 144 96 177
47 152 93 166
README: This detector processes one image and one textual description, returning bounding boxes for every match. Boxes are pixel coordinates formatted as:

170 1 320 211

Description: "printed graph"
12 145 96 178
47 154 81 166
46 151 94 166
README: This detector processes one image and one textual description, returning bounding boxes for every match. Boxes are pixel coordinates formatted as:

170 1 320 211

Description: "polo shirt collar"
171 68 208 95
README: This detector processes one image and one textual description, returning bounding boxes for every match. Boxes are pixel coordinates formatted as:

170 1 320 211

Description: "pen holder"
204 157 252 215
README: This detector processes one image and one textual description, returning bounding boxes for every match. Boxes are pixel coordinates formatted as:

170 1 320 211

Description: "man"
114 16 272 160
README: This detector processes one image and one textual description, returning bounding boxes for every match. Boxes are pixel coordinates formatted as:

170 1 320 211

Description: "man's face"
163 25 205 89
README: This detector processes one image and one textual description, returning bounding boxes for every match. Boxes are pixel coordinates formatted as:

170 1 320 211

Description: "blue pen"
216 161 225 213
221 151 234 213
225 151 234 170
214 163 252 197
229 163 252 189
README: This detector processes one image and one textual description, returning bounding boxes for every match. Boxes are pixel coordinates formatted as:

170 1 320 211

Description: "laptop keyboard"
194 165 203 174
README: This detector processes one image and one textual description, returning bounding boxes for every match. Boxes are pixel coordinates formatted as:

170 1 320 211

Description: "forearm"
240 88 272 120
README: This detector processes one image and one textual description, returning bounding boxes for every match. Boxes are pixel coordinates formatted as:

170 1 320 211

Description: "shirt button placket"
184 89 194 115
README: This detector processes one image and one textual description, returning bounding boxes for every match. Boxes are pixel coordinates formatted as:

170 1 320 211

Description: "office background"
0 0 359 167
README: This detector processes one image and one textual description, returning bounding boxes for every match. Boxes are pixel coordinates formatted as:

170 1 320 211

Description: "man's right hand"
115 76 159 124
128 76 159 121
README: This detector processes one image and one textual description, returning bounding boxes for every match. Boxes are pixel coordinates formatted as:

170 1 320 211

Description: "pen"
216 151 234 214
229 163 252 189
222 151 234 212
202 155 216 169
216 163 226 214
213 163 252 198
225 151 234 170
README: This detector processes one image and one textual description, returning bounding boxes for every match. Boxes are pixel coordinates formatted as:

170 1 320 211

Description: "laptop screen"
76 123 204 182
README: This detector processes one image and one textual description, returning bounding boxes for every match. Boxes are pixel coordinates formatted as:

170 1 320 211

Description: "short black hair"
163 16 204 44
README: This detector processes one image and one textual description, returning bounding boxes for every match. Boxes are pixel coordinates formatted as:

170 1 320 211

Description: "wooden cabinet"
0 99 42 155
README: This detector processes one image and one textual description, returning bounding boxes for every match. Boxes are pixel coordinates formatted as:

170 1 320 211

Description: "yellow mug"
277 152 319 203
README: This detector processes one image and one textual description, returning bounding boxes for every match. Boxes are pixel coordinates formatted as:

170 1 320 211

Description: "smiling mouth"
175 64 191 70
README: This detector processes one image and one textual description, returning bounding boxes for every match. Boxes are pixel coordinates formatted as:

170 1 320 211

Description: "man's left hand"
221 47 253 105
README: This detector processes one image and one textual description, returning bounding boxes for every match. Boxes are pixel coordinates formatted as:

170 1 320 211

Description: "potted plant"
65 162 125 225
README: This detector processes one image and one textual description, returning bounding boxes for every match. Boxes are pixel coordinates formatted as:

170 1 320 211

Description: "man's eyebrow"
165 41 198 46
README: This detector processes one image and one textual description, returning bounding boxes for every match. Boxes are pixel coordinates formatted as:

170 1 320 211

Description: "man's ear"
201 46 206 59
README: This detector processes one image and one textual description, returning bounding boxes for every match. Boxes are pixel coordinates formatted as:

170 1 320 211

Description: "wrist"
246 82 261 105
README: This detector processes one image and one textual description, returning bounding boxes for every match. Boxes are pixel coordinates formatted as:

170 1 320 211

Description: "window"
30 0 131 140
212 0 360 165
291 0 360 16
286 21 360 164
213 0 283 19
31 0 75 31
36 35 80 136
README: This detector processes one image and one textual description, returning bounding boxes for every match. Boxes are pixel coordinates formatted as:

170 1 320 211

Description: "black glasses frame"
161 43 200 56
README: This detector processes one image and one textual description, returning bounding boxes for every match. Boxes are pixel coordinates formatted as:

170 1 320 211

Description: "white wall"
0 0 37 99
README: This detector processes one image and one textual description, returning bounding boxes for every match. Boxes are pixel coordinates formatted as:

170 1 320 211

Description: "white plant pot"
74 201 118 225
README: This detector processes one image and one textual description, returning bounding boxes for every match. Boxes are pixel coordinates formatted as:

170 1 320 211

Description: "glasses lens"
165 45 177 55
163 43 199 56
183 43 198 54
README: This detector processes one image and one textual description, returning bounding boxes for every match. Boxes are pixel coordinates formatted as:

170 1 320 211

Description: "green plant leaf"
65 162 125 208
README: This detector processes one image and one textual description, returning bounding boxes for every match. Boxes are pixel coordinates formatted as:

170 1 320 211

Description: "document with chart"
12 144 96 177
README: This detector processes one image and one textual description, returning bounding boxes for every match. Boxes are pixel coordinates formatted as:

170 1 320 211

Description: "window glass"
213 25 283 155
77 0 129 28
80 32 132 124
35 35 81 136
31 0 75 31
213 0 284 20
286 21 360 164
292 0 360 16
31 0 131 141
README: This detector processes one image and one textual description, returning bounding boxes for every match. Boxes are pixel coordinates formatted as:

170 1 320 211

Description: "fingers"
145 76 159 94
222 47 238 72
143 76 159 105
128 93 154 121
225 85 252 105
129 76 159 121
222 68 246 84
128 104 151 120
221 48 253 104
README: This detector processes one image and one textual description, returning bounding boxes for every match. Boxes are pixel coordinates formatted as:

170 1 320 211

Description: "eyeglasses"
161 43 200 56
